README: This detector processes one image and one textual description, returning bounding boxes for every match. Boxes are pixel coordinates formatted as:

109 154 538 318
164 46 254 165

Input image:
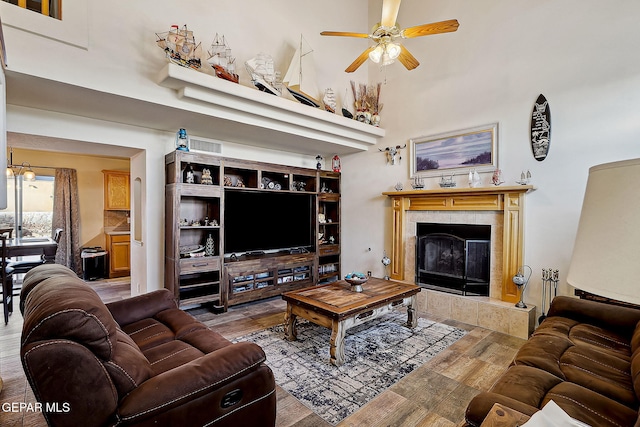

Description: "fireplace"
416 223 491 296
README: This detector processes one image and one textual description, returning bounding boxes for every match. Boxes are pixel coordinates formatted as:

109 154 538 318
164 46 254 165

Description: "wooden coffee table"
282 277 421 366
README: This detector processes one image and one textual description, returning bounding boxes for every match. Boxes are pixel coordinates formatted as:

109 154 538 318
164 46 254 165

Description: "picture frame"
410 123 498 177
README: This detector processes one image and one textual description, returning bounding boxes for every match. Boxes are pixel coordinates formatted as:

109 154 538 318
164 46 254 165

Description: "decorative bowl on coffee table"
345 273 368 292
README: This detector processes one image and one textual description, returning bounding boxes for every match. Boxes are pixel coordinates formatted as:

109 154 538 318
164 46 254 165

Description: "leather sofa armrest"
116 341 271 424
106 289 177 327
465 392 539 427
547 296 640 332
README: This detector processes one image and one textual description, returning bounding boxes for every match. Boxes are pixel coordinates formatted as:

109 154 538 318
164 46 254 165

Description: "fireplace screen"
416 223 490 296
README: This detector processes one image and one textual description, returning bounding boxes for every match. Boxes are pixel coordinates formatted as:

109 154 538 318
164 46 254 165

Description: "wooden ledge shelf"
157 63 385 155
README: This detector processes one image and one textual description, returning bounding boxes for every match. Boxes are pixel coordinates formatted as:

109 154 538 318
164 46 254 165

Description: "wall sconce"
379 144 406 165
512 265 532 308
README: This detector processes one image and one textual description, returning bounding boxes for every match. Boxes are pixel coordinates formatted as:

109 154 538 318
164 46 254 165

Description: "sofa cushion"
144 340 207 375
631 321 640 403
105 329 153 396
513 334 573 379
19 263 78 315
21 276 118 361
561 345 635 408
122 317 177 351
542 381 638 427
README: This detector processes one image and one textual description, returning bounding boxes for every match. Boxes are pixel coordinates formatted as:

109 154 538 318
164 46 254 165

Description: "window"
2 0 61 20
0 175 55 238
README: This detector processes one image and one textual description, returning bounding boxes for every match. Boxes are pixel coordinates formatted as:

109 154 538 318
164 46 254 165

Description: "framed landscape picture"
410 123 498 177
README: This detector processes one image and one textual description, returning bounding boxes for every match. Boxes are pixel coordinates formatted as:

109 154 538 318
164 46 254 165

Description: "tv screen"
224 190 315 254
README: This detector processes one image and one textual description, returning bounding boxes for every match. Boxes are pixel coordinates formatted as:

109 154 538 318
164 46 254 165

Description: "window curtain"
52 168 82 275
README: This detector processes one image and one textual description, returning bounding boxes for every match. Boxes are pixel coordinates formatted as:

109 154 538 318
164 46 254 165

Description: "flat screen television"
224 190 315 255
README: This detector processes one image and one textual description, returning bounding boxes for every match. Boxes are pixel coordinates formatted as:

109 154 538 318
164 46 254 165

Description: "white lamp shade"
566 158 640 304
369 45 384 63
386 42 401 60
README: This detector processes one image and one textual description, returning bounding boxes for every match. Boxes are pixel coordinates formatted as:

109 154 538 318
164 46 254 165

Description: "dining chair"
1 235 15 325
6 228 62 299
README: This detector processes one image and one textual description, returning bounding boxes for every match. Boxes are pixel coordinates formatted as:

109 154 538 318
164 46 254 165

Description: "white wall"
341 0 640 312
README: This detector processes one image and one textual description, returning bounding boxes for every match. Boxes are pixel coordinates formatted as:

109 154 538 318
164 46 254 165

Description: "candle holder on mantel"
512 265 532 308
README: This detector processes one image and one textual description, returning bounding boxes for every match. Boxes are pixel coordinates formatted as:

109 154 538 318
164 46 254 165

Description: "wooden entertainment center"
165 151 341 310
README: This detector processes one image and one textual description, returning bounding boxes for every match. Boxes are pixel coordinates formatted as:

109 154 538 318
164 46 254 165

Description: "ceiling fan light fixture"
385 42 401 60
381 52 395 66
369 44 384 63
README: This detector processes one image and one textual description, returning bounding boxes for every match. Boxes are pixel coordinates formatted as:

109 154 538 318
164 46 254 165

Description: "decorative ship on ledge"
156 25 202 70
283 35 321 108
245 53 282 96
323 88 337 113
207 34 239 84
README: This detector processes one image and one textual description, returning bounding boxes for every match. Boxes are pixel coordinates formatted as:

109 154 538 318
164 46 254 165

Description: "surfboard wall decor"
531 94 551 161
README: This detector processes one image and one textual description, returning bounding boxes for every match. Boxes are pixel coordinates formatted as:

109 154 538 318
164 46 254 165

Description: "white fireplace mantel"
383 185 535 303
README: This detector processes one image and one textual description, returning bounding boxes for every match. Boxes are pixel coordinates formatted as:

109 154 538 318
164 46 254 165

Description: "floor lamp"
567 158 640 305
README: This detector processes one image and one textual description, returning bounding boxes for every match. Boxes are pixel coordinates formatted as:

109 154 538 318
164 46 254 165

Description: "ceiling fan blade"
401 19 460 38
345 46 376 73
381 0 402 28
320 31 370 38
397 45 420 70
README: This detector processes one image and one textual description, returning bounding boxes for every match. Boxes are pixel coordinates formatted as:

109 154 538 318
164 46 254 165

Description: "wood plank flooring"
1 278 526 426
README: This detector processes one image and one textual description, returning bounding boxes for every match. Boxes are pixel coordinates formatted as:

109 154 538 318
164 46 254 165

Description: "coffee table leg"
407 294 418 328
284 304 297 341
330 319 346 366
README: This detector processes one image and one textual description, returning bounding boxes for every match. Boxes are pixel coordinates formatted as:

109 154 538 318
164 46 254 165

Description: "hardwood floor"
1 279 526 427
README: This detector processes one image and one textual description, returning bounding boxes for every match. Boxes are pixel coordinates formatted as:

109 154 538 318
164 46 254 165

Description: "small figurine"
491 169 504 186
201 168 213 185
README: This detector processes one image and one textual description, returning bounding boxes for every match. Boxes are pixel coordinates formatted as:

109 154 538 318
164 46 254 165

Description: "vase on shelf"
205 234 215 256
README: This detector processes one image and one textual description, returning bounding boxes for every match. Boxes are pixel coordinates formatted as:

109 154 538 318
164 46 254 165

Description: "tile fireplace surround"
383 186 536 338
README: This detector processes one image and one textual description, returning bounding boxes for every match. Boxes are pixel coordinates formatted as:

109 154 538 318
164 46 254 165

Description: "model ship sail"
207 33 239 83
245 53 282 96
156 24 202 70
283 36 321 108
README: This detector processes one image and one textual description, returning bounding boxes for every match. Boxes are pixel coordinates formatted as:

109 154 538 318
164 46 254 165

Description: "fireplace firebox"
416 223 490 296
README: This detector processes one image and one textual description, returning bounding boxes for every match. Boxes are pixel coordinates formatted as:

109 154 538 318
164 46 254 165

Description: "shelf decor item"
512 265 532 308
381 252 391 280
332 155 341 172
205 234 215 256
176 128 190 152
345 272 368 292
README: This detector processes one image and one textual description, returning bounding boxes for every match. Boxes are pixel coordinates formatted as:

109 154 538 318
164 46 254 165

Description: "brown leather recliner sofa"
465 296 640 427
20 264 276 427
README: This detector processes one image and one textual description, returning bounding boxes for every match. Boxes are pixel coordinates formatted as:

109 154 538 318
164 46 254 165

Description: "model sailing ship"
156 25 202 70
245 53 282 96
207 34 239 83
283 35 321 108
323 88 337 113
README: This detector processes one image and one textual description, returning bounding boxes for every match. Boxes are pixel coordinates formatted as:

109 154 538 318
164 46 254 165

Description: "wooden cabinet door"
108 234 130 278
103 171 130 210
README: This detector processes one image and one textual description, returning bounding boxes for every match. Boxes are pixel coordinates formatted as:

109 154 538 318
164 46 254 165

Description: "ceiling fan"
320 0 459 72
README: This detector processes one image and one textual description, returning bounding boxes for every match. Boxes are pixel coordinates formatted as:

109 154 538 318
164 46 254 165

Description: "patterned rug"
235 311 466 425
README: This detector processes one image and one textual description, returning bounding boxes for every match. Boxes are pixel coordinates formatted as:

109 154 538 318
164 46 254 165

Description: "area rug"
235 311 466 425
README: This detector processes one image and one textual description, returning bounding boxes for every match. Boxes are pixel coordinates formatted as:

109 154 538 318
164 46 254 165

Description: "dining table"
5 237 58 263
